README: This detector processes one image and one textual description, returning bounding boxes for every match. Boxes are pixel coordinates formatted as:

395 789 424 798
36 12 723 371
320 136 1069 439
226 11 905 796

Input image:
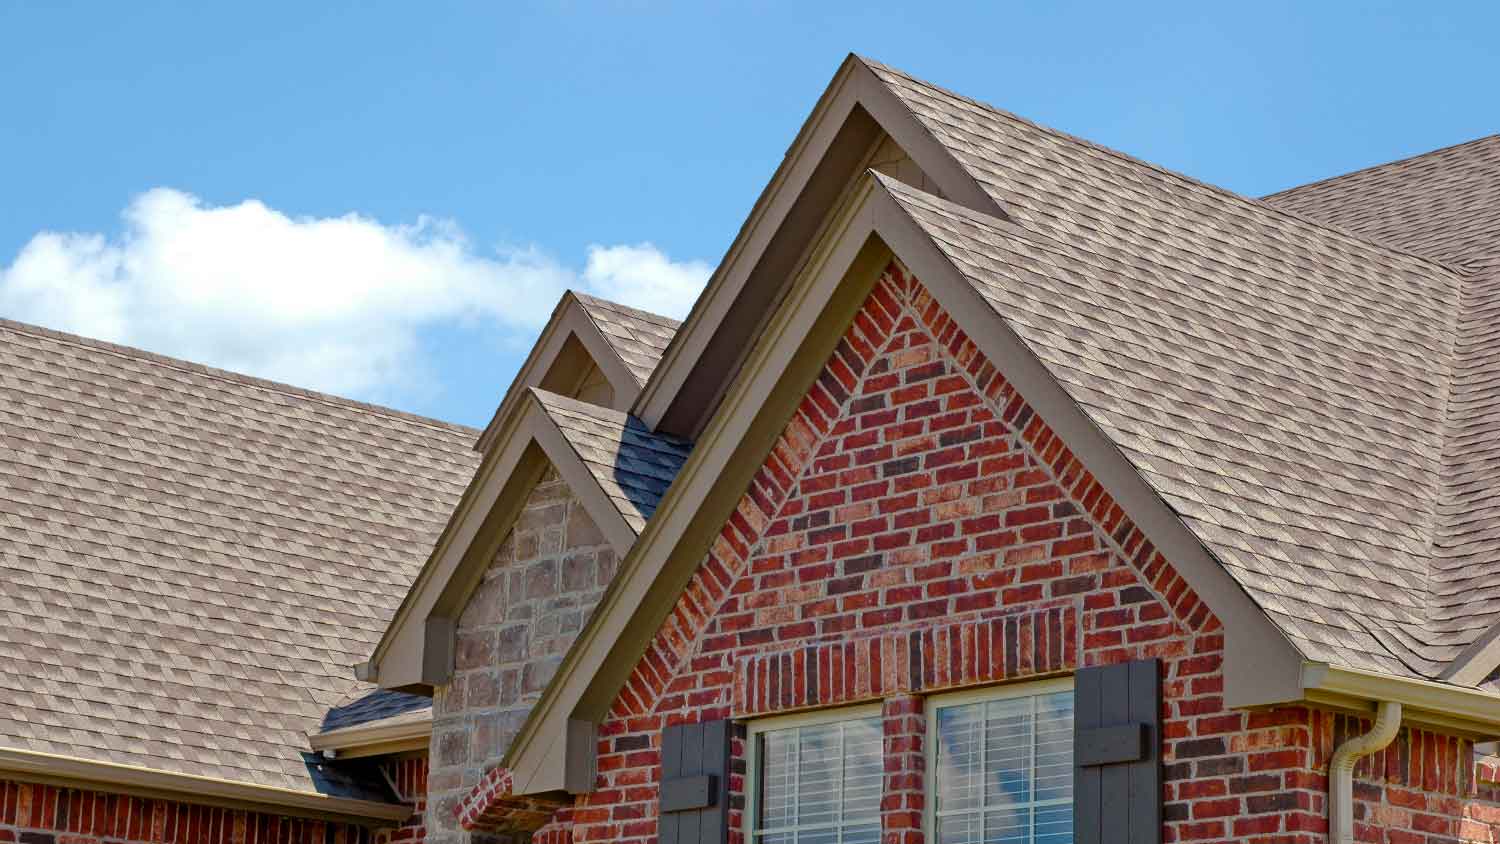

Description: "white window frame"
744 703 884 842
924 676 1076 841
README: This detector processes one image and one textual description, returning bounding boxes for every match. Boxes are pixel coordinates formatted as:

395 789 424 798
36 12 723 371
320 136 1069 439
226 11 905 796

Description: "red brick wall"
0 779 375 844
375 756 427 844
554 262 1500 844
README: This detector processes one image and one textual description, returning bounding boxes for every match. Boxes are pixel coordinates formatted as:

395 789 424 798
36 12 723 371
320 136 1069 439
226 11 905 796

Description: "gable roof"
572 293 681 386
0 319 479 808
813 57 1500 687
366 382 690 691
594 55 1500 695
474 292 680 454
415 58 1500 796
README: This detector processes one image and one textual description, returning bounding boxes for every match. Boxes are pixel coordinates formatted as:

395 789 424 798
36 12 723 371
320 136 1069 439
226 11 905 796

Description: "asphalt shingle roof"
864 56 1499 685
573 293 682 386
0 320 480 795
531 388 692 534
1263 138 1500 653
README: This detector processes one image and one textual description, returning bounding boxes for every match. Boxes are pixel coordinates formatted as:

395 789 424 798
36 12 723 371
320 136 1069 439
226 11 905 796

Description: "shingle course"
0 319 479 795
863 54 1500 685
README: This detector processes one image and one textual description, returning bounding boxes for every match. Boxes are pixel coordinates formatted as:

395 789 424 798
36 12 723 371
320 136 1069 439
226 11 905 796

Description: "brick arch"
609 261 1215 723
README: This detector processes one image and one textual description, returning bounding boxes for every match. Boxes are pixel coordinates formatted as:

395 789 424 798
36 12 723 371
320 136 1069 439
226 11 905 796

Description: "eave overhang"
0 747 413 826
307 714 433 760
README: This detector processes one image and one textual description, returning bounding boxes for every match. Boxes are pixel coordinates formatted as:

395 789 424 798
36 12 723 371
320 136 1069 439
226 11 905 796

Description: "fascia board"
632 55 1001 434
1303 663 1500 737
502 176 1314 794
0 747 413 825
307 715 432 758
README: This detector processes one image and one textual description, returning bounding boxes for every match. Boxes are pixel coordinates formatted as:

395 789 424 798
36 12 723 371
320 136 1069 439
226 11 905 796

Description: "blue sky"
2 1 1495 428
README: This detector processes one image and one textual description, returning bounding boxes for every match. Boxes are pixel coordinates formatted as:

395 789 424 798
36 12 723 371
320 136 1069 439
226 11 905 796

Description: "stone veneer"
427 463 617 844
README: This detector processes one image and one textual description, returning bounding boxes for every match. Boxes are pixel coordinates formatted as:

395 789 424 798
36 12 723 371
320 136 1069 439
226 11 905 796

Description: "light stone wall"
426 462 617 844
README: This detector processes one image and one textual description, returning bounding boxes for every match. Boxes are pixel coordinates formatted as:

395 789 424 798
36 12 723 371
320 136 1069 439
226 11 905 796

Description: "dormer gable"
474 291 680 454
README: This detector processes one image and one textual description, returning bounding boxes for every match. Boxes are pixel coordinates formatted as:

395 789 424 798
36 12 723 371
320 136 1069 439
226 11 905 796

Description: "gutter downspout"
1329 701 1402 844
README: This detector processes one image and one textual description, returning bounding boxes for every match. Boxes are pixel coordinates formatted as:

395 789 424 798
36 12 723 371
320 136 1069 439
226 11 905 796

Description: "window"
747 705 883 844
928 679 1074 844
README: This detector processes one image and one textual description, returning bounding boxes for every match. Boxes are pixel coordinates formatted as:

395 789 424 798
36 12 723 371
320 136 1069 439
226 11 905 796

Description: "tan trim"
634 54 1003 437
500 175 893 796
0 747 413 825
498 173 1319 796
1441 623 1500 687
1303 663 1500 738
308 716 432 759
475 293 643 454
369 391 642 690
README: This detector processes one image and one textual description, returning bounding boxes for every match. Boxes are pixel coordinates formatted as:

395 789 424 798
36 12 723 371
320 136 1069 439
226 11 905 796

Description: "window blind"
754 716 882 844
932 689 1074 844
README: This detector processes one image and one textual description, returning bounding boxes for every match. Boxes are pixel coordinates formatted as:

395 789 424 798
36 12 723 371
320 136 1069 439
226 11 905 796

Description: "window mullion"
1029 693 1038 843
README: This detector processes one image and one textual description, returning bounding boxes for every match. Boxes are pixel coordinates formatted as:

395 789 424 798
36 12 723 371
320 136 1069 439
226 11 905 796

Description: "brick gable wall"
544 261 1500 844
427 463 617 844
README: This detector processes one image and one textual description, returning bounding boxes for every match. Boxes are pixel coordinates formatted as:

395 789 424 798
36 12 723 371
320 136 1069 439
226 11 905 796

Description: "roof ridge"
1263 132 1500 202
570 290 683 328
857 55 1467 279
0 317 479 437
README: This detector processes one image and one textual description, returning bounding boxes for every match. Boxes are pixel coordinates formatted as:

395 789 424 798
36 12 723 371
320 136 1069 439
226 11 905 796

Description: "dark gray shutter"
1074 659 1161 844
659 719 731 844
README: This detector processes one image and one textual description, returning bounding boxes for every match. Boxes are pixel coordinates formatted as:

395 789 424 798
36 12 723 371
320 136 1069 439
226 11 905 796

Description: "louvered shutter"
1074 659 1161 844
660 719 731 844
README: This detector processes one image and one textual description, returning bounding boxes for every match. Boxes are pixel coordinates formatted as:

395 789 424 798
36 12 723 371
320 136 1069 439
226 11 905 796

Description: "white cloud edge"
0 188 710 403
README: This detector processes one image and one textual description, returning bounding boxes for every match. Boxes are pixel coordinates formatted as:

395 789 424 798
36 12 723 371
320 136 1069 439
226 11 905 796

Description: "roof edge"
631 52 1005 437
1303 663 1500 738
308 715 432 760
473 292 643 454
0 746 413 825
1262 132 1500 202
0 317 475 438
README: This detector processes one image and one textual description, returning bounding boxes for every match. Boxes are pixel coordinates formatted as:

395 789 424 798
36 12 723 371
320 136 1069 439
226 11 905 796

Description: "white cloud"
0 188 710 401
582 243 712 320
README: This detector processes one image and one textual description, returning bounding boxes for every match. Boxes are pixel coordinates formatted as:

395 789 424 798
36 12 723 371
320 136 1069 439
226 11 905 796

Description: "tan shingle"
0 320 479 794
862 54 1500 684
572 293 681 386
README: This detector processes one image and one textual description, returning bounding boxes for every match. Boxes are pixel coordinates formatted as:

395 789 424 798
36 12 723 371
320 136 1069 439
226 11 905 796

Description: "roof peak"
569 290 683 329
0 316 478 436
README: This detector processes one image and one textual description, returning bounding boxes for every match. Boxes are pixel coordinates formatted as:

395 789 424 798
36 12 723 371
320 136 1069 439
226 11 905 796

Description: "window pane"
797 724 841 828
842 718 883 825
760 730 796 832
754 714 883 843
933 688 1074 844
983 697 1032 806
934 701 982 813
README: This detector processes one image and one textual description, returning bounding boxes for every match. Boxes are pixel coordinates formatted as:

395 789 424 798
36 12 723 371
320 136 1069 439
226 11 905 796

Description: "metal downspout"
1329 701 1402 844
